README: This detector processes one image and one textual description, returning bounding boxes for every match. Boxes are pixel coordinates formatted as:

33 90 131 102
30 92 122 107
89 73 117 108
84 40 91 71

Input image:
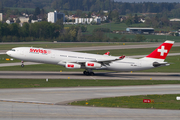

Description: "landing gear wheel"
21 64 24 67
83 71 94 76
83 71 87 75
90 72 94 76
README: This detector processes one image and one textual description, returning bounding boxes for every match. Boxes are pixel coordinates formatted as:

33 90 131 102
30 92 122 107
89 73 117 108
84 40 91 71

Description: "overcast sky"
114 0 179 2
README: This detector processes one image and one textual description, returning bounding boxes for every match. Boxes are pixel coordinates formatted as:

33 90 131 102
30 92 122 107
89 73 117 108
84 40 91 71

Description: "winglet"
119 55 125 59
104 51 110 56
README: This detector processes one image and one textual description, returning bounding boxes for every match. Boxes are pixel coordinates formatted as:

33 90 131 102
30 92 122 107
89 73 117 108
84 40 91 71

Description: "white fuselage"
6 47 157 72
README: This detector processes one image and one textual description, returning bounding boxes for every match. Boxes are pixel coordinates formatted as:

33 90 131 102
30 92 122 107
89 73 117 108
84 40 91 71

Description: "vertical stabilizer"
142 40 174 62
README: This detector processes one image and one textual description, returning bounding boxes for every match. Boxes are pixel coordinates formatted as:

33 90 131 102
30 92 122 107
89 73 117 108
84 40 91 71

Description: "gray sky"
114 0 179 2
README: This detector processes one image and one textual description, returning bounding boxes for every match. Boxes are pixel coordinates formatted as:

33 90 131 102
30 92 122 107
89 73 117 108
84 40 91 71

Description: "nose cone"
6 51 11 56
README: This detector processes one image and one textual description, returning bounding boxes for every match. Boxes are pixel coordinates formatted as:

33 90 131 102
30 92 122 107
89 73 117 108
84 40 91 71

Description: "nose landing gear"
21 61 24 67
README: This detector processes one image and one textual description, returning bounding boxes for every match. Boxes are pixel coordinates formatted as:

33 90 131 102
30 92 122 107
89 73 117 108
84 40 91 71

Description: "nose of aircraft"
6 51 11 56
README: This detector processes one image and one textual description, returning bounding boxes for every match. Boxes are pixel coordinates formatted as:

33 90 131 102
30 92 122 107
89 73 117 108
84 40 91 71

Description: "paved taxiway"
0 85 180 120
1 42 180 54
0 71 180 80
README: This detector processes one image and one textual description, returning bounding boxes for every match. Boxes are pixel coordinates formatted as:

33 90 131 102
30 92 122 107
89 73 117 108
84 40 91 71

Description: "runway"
0 85 180 120
0 71 180 80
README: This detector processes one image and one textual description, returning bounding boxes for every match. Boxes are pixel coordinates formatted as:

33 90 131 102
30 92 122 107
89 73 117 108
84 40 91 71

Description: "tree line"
0 20 148 42
0 0 179 14
0 21 63 42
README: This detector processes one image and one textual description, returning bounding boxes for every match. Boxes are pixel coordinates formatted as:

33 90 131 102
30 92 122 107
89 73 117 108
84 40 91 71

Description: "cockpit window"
11 49 15 51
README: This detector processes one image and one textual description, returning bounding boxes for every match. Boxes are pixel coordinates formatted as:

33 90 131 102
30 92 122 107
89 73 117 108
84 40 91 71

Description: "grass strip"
0 79 180 88
70 94 180 110
0 42 144 50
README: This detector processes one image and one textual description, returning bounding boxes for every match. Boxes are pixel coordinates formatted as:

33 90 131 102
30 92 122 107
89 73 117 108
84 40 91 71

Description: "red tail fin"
146 40 174 60
104 51 110 56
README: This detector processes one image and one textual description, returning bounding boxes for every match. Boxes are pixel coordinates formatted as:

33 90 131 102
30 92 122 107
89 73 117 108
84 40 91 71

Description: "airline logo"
67 64 74 68
87 63 94 67
158 46 167 56
146 41 174 59
30 48 51 54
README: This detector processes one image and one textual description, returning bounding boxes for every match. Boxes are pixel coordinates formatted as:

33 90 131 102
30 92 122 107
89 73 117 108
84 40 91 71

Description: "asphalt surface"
0 85 180 120
0 71 180 80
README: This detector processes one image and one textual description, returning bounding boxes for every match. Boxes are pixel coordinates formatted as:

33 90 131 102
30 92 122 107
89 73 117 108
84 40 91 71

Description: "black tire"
90 72 94 76
21 64 24 67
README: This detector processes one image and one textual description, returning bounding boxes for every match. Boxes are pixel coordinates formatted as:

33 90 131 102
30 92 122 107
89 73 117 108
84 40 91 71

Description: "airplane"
6 40 174 75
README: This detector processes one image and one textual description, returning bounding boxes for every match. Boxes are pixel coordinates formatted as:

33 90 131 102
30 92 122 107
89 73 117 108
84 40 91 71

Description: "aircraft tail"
142 40 174 62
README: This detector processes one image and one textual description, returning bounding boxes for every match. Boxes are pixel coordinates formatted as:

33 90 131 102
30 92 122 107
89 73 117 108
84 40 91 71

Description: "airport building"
126 28 154 34
48 11 65 23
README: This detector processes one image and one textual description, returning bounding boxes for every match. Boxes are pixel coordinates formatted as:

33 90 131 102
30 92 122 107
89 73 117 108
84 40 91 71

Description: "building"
75 17 101 24
48 11 65 23
0 13 3 21
19 17 29 23
31 19 42 23
126 28 154 34
170 18 180 22
6 20 14 24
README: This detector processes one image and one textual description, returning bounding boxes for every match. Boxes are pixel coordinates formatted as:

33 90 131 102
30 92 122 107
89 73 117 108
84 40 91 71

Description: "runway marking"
0 100 54 105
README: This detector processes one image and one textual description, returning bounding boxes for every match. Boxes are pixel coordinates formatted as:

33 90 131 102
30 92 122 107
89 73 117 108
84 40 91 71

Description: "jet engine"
65 63 81 69
85 62 101 68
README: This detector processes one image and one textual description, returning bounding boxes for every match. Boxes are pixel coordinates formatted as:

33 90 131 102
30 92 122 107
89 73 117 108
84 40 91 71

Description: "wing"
76 55 125 64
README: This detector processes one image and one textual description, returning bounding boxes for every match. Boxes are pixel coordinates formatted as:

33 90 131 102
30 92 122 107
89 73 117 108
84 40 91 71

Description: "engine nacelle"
85 62 101 68
65 63 81 69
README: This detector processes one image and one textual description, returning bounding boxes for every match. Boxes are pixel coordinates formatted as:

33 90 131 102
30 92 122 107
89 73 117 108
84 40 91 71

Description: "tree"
34 7 40 16
76 10 83 17
87 12 91 18
134 14 138 23
21 23 29 37
125 18 132 26
16 18 21 24
77 27 82 42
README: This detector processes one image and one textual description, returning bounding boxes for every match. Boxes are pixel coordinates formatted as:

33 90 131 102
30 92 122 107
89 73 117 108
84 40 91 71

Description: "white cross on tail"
158 46 167 56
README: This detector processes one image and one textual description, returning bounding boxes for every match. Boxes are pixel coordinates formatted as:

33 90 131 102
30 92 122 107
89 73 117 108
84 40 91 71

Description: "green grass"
105 33 180 42
0 79 180 88
5 7 35 11
70 94 180 110
67 22 179 42
85 22 172 33
0 54 19 63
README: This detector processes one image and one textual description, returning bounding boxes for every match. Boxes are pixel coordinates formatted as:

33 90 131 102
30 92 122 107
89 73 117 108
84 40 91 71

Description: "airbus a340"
6 40 174 75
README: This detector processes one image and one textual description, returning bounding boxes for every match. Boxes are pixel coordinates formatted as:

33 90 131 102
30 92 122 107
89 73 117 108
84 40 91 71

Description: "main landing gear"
21 61 24 67
83 70 94 76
